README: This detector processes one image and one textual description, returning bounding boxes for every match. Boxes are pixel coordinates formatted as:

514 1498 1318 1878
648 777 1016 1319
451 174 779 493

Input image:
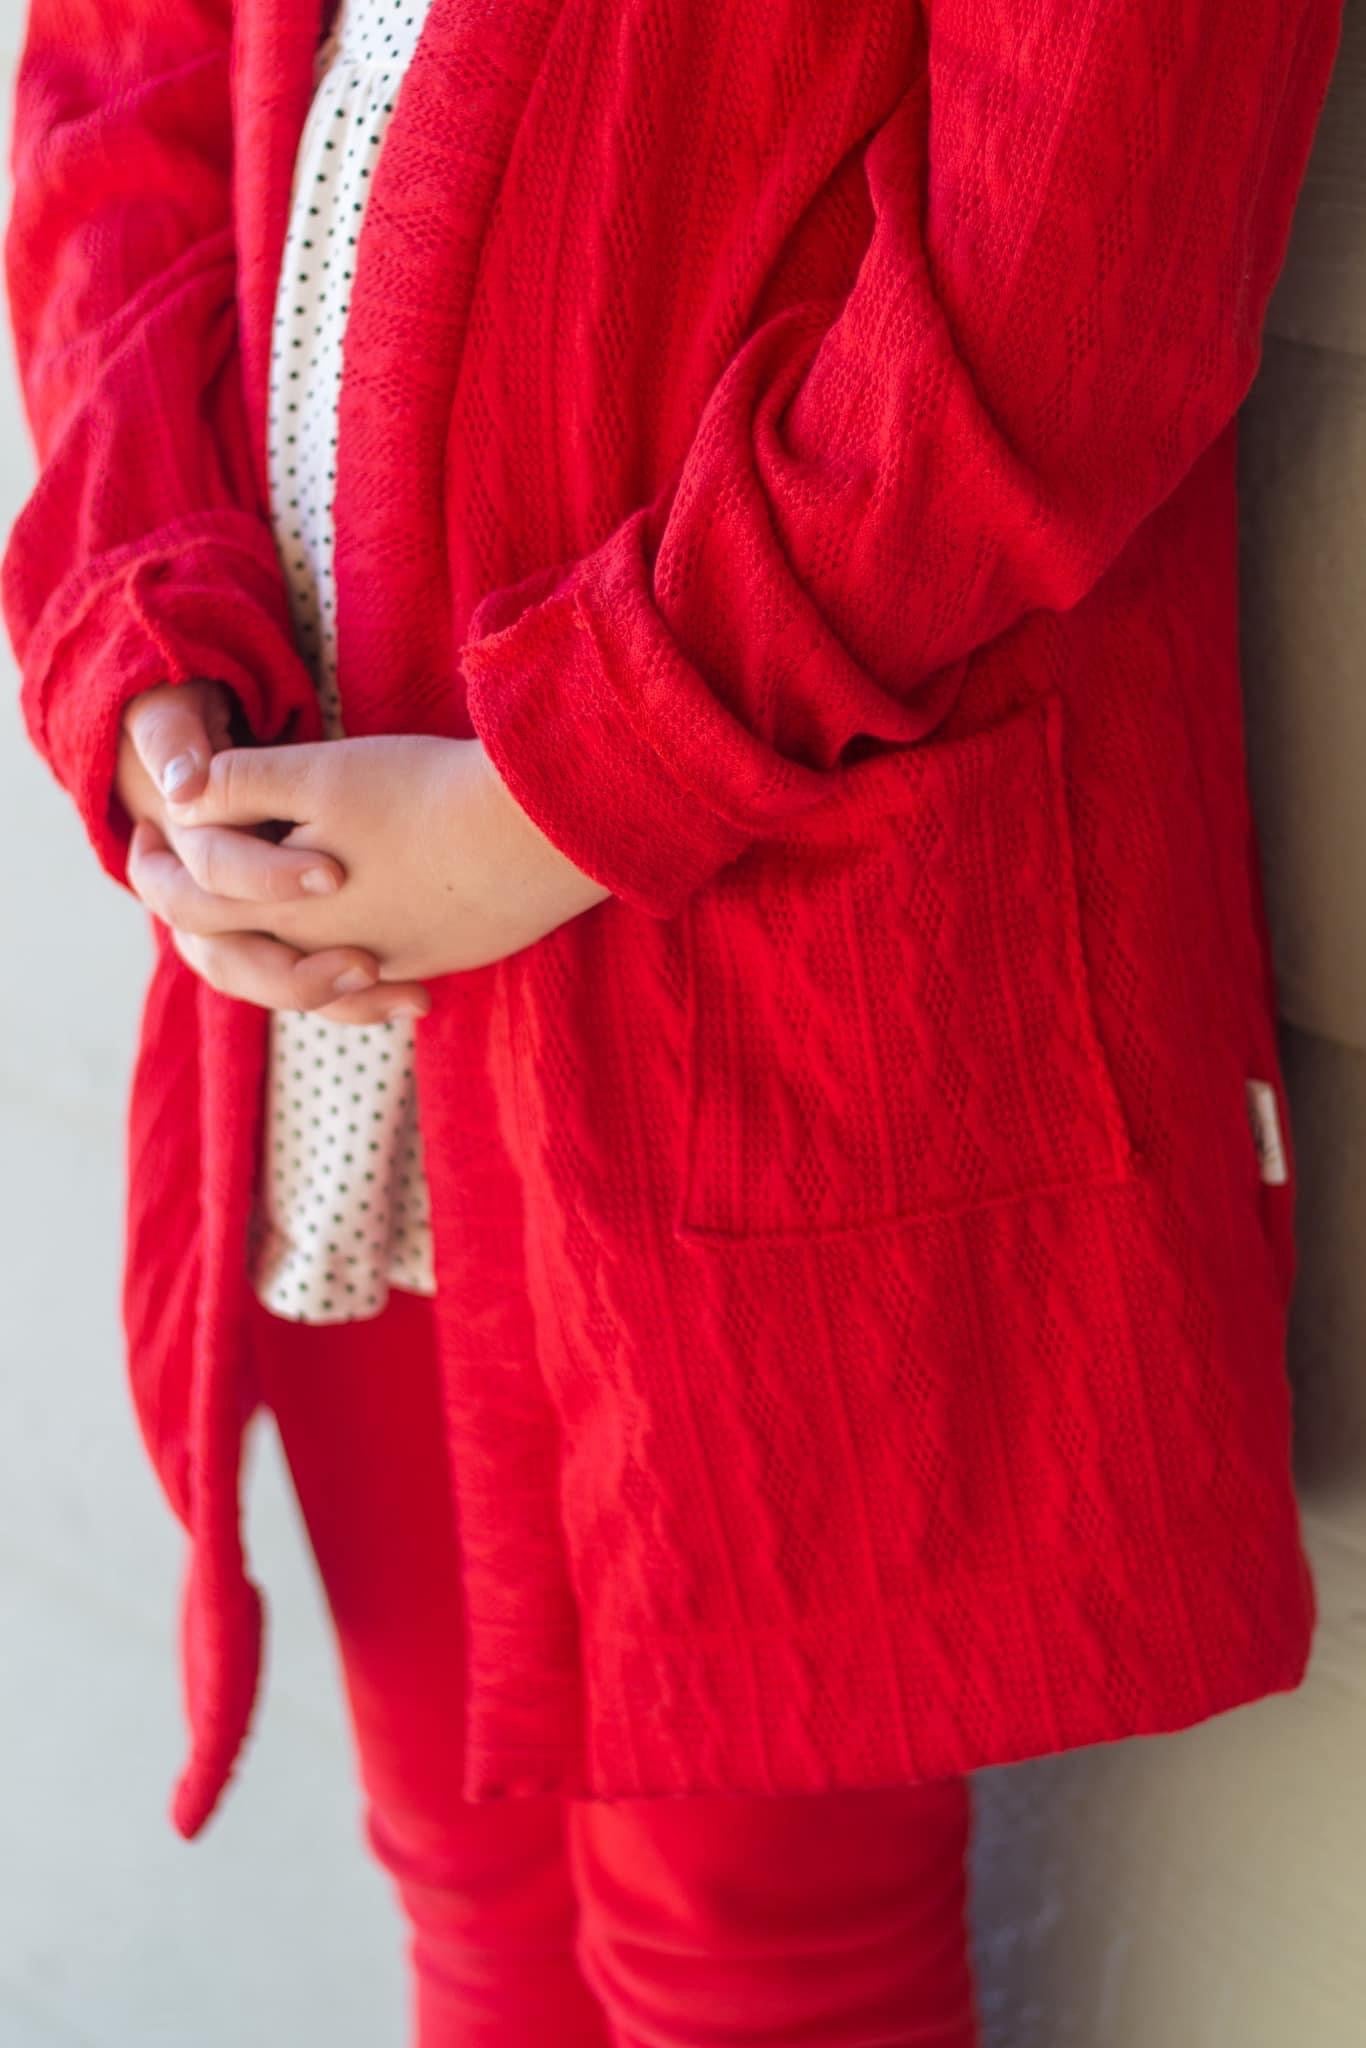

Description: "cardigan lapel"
331 0 569 741
231 0 328 511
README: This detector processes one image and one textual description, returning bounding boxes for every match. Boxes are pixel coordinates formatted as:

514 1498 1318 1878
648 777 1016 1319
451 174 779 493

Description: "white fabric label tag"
1245 1078 1289 1186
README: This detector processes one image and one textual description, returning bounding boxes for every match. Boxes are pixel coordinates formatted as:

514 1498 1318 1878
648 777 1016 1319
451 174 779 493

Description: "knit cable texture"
1 0 1343 1836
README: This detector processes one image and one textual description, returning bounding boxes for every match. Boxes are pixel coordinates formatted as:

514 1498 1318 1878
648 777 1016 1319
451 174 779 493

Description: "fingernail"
333 967 374 994
299 866 339 895
162 752 200 799
387 1001 425 1021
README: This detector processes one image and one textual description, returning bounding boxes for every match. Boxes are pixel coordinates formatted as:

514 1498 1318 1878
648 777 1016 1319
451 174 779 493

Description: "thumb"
124 679 233 806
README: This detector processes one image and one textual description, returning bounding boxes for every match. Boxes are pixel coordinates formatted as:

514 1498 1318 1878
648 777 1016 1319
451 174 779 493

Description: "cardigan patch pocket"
674 688 1142 1245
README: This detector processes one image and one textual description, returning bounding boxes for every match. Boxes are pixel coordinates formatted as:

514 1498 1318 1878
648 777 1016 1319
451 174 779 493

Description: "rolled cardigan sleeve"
461 0 1344 922
2 0 319 891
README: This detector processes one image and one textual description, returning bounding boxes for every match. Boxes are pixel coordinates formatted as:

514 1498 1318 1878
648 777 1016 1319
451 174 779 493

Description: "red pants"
247 1283 981 2048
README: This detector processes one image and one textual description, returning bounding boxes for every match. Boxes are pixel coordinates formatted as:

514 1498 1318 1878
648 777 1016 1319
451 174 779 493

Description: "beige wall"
969 10 1366 2040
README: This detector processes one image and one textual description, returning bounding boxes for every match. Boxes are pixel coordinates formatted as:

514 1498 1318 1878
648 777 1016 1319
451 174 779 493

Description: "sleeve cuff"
14 510 322 890
458 517 836 921
460 580 756 921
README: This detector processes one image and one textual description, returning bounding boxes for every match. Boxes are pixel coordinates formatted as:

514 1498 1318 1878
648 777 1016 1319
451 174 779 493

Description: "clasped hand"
117 680 612 1023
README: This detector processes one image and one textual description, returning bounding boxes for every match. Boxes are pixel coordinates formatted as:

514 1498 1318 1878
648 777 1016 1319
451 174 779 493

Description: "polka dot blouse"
249 0 439 1323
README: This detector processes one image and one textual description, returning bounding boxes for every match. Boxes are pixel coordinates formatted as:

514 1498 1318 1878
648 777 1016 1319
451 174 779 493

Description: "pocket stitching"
673 689 1144 1246
1036 689 1141 1186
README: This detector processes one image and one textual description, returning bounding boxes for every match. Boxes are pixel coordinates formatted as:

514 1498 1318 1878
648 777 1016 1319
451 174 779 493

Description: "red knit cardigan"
4 0 1342 1839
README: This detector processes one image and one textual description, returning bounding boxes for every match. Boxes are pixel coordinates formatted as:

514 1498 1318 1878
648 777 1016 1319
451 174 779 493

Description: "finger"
168 925 328 1007
163 818 346 904
162 888 433 1022
309 977 434 1025
286 948 431 1020
172 924 430 1021
167 741 319 828
131 814 347 932
125 679 233 806
127 818 248 938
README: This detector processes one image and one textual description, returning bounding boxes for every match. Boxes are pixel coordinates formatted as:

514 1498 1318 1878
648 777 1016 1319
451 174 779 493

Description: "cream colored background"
0 4 1362 2041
